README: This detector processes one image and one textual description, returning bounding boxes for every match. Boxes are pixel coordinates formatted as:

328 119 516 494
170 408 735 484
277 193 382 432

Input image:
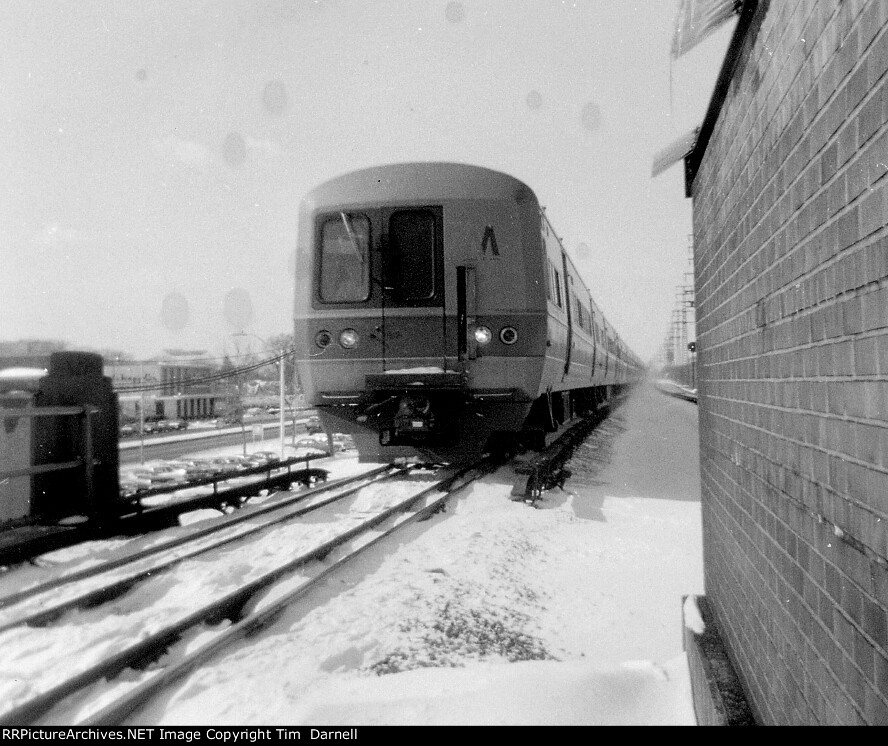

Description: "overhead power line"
114 348 295 393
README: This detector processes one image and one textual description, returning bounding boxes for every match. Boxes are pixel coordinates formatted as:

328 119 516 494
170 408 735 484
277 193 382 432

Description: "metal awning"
652 127 700 177
671 0 742 59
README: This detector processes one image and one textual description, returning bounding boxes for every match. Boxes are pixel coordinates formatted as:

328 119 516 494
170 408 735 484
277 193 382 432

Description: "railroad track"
0 455 336 567
654 380 697 404
0 465 398 632
0 458 493 725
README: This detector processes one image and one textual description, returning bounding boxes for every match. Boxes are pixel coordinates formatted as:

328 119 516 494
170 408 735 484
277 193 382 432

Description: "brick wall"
691 0 888 724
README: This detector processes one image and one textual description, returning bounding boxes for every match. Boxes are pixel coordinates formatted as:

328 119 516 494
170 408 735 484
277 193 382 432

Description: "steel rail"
16 472 414 632
0 464 456 725
1 460 488 726
0 465 394 615
79 458 492 726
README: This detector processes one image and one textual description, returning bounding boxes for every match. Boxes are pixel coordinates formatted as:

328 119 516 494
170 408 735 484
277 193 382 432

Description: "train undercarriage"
315 372 625 464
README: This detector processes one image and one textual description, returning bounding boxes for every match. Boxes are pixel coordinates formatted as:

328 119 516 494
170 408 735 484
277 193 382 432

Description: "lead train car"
294 162 643 463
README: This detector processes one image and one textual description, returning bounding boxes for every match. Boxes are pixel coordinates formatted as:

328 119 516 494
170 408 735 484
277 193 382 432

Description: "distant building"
0 347 223 422
105 352 221 421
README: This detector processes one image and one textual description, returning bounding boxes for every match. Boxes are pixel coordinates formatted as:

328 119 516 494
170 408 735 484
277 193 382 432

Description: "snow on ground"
0 380 704 725
0 445 375 605
124 380 704 725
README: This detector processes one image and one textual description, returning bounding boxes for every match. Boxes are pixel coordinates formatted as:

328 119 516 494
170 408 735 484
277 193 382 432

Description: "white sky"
0 1 734 363
0 381 705 725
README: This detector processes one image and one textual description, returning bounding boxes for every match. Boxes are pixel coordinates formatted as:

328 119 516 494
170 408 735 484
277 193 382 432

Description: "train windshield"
318 213 370 302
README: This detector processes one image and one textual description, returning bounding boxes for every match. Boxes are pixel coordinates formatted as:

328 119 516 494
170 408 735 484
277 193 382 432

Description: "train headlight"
473 325 492 345
339 328 360 348
315 330 332 349
499 326 518 345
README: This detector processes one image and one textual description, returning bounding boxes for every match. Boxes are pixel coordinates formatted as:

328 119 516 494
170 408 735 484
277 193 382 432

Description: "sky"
0 1 734 363
0 380 706 725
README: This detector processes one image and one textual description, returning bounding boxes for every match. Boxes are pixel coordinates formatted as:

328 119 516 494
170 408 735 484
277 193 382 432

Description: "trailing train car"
293 162 644 462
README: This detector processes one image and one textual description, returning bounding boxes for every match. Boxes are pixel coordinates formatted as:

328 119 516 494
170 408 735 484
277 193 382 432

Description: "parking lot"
119 424 354 499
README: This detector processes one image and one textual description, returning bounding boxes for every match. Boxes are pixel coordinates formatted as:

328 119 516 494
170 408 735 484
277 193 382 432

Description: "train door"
560 253 573 380
589 300 598 376
377 207 446 370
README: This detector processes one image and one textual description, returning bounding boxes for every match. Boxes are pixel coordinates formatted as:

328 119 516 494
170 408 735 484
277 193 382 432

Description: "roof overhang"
684 0 769 197
671 0 744 59
652 128 701 178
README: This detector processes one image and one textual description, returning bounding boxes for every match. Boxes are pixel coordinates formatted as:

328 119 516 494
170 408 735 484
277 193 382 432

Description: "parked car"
145 463 188 482
185 463 221 481
208 457 250 473
119 482 142 498
153 419 185 432
119 470 153 492
305 416 322 435
246 452 280 466
184 458 220 470
293 438 329 455
119 423 136 437
167 459 221 481
252 450 282 463
331 433 355 451
231 456 259 469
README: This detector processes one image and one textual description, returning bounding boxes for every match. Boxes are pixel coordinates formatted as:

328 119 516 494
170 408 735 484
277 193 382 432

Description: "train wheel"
518 427 546 452
484 432 518 461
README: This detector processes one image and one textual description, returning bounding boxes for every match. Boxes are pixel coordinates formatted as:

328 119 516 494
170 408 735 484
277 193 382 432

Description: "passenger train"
293 162 644 463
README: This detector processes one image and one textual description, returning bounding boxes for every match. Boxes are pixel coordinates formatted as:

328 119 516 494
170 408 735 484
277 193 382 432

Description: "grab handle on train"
457 266 467 361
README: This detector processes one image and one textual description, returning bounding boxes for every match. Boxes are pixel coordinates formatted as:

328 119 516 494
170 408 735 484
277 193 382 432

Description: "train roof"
301 162 539 210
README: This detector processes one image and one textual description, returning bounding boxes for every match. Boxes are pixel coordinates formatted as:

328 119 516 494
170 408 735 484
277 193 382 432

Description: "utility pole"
139 359 145 465
232 332 287 461
278 347 285 461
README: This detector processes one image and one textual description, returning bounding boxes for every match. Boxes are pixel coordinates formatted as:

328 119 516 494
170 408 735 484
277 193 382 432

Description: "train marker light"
315 330 332 348
339 328 360 348
499 326 518 345
473 325 492 345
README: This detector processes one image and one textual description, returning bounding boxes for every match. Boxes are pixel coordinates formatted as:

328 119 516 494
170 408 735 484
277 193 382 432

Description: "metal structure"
658 240 697 388
231 333 289 460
